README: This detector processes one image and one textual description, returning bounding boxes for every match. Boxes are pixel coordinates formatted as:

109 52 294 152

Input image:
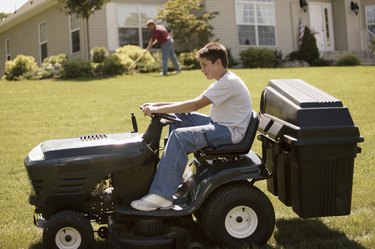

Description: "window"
117 4 161 48
5 39 10 60
366 5 375 43
70 15 81 53
235 0 276 46
39 22 48 62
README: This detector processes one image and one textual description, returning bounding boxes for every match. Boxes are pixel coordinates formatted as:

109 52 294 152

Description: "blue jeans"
161 39 180 75
149 113 233 200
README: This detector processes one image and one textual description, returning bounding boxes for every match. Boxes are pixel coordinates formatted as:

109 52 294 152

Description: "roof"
0 0 58 33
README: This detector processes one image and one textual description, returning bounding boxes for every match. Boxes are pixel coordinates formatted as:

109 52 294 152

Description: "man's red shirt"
151 25 171 44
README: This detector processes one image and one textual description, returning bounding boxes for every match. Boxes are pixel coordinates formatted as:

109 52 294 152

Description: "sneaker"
160 72 168 76
130 194 173 211
175 70 181 74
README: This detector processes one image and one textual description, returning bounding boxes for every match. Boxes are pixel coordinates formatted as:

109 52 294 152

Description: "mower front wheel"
43 210 94 249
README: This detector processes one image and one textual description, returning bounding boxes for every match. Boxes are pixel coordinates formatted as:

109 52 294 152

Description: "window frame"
235 0 277 47
38 21 48 63
365 5 375 38
5 39 10 61
69 15 81 54
116 3 161 48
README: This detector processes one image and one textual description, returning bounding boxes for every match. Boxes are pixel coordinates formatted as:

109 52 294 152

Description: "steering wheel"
152 113 182 123
140 106 182 123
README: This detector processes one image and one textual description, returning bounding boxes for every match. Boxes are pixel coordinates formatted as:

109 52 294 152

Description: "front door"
309 2 335 51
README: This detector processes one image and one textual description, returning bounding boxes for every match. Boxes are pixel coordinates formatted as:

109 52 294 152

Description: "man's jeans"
161 39 180 75
149 113 233 200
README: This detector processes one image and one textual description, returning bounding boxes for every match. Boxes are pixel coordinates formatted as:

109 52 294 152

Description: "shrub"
288 26 320 65
61 59 93 79
240 48 281 68
115 53 134 69
91 47 109 63
95 54 125 76
312 58 334 67
178 50 199 70
335 55 361 66
115 45 156 72
369 38 375 53
227 48 239 68
39 53 68 79
3 55 39 81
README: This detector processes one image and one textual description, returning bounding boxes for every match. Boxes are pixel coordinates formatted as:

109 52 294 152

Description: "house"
0 0 374 76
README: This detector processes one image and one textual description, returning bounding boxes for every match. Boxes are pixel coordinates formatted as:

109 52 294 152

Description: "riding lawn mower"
24 79 363 249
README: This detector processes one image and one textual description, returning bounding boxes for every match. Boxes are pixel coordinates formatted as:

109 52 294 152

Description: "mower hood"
28 132 144 161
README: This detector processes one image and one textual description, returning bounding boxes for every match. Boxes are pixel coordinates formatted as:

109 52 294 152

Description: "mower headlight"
29 144 45 161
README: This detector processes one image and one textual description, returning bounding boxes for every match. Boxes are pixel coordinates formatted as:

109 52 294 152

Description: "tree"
157 0 217 51
0 12 9 20
57 0 108 60
288 26 320 65
299 26 320 65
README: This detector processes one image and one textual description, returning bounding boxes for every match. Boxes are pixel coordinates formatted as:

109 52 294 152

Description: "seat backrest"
201 110 259 156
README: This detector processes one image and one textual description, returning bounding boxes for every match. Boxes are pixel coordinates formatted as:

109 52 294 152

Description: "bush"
39 53 68 79
3 55 39 81
91 47 109 63
335 55 361 66
369 38 375 53
115 45 156 72
95 54 126 76
227 48 239 68
240 48 281 68
178 50 199 70
288 26 320 65
61 59 93 79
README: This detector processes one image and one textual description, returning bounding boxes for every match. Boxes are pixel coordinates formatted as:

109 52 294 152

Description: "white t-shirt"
203 71 252 144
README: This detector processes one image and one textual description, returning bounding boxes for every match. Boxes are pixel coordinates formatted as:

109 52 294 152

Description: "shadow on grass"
28 218 364 249
273 218 365 249
29 239 108 249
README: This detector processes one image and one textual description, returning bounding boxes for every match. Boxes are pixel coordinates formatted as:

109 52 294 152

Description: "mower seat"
201 110 259 156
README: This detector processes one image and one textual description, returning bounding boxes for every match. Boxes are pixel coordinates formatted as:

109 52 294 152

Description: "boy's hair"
197 42 228 68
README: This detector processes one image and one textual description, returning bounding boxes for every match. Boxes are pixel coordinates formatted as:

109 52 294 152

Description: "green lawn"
0 66 374 249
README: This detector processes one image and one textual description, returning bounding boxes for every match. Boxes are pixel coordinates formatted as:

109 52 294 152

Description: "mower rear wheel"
43 210 94 249
201 181 275 247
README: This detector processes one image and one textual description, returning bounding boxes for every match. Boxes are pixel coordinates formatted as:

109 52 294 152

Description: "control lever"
131 113 138 133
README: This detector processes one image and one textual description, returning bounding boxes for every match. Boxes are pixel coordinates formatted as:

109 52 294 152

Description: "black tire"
43 210 95 249
201 181 275 247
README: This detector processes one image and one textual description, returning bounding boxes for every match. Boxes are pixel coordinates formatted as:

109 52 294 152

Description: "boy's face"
198 57 221 80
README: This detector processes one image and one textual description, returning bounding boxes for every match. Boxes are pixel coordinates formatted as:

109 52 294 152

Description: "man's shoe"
175 70 181 74
131 194 173 211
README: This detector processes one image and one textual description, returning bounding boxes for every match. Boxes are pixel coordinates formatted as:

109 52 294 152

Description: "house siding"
274 1 301 56
0 3 86 75
204 0 304 59
89 4 108 49
340 0 362 51
332 0 349 50
203 0 238 55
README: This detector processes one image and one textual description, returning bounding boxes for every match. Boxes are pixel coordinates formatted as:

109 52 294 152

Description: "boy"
131 42 252 211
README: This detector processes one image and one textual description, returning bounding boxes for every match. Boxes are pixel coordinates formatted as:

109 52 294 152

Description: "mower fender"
191 151 267 210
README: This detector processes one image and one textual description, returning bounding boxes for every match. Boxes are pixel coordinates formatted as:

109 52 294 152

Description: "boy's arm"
142 95 211 115
141 102 174 108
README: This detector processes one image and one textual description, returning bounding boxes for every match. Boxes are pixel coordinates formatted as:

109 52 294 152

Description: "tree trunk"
86 17 90 61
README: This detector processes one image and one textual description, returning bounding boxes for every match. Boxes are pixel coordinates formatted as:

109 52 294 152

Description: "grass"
0 66 374 249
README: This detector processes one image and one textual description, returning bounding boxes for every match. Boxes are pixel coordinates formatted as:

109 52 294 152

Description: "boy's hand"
141 105 156 116
141 103 151 108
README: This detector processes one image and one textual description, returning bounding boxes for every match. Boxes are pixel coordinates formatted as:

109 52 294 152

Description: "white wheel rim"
55 227 82 249
225 205 258 239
